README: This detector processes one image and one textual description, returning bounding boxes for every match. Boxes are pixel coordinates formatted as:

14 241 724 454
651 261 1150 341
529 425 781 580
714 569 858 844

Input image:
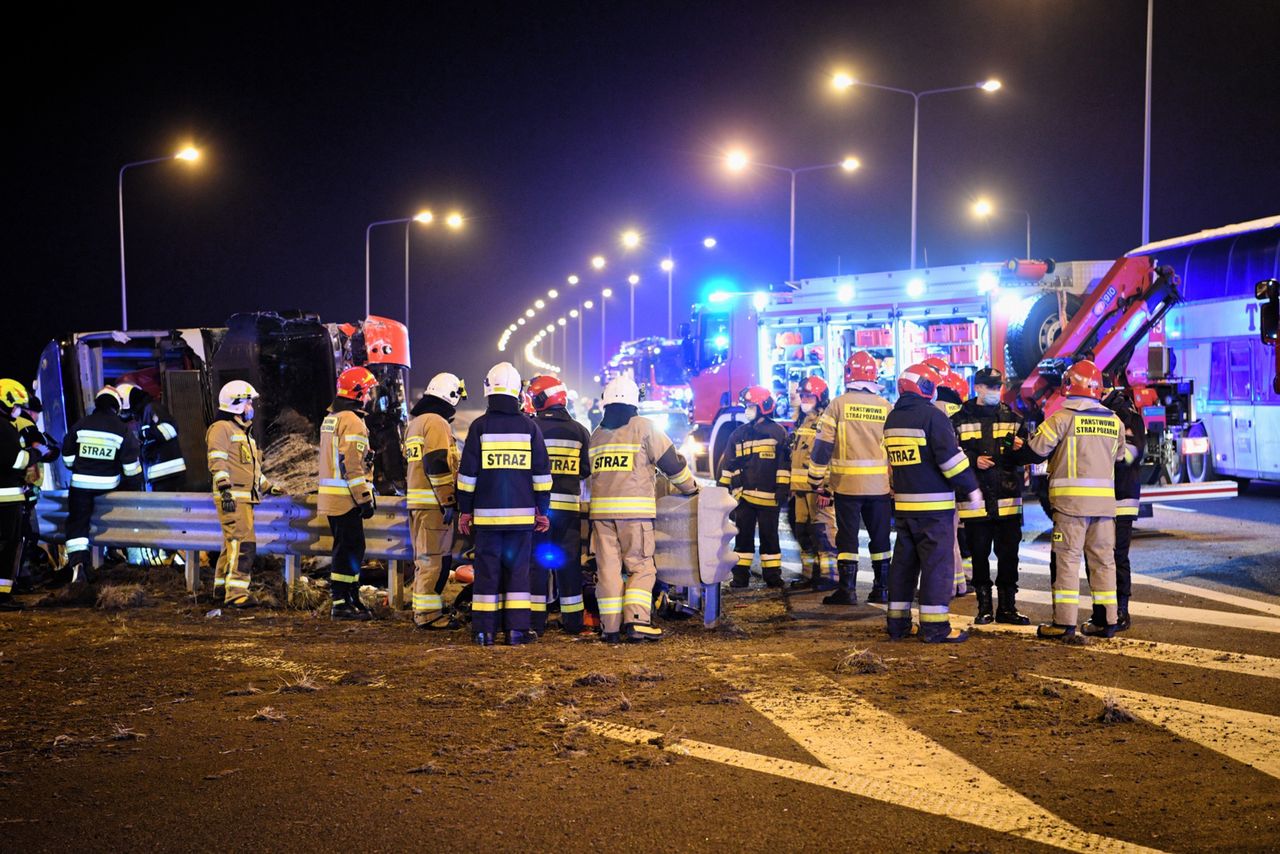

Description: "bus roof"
1127 215 1280 257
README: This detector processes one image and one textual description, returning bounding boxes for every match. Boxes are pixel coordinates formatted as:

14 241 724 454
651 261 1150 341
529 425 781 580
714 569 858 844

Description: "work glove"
534 514 550 533
816 488 833 508
458 513 473 535
359 500 376 519
219 489 236 514
441 506 456 525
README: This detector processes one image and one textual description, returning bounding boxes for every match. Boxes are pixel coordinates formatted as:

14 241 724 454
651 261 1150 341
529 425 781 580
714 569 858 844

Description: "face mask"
800 401 815 414
242 404 255 423
7 406 19 421
979 391 1001 406
745 406 758 420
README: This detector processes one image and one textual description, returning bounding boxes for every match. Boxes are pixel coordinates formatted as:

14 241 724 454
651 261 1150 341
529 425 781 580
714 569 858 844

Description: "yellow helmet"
0 378 30 410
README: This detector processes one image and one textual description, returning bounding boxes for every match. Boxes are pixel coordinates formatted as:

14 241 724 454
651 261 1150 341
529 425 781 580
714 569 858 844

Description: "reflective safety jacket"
807 388 890 496
789 409 824 492
404 409 458 511
952 399 1029 520
536 406 592 514
1023 396 1125 517
717 417 790 506
935 399 963 419
883 393 979 515
62 409 142 492
457 397 551 528
206 413 273 504
1109 397 1146 518
317 399 375 516
0 417 29 505
137 400 187 483
14 414 58 490
588 413 696 519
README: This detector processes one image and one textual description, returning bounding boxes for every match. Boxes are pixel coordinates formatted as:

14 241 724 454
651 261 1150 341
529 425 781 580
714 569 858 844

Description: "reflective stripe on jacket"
588 415 695 519
807 389 890 496
952 399 1029 520
404 411 458 509
317 403 374 516
1025 397 1125 517
206 415 271 504
883 393 979 515
717 417 790 506
63 410 142 492
536 407 592 514
456 402 551 528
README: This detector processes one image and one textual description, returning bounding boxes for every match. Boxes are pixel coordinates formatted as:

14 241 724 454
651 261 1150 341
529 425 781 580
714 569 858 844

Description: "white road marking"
1013 563 1280 618
1153 504 1198 514
1039 677 1280 780
1011 588 1280 633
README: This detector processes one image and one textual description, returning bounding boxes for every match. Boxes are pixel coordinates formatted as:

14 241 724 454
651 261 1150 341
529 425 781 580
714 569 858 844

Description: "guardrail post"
389 560 406 610
284 554 299 587
702 582 720 628
185 550 199 593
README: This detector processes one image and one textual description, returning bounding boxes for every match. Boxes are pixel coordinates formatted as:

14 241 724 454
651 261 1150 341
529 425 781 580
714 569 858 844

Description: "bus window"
1209 341 1229 401
1229 341 1252 401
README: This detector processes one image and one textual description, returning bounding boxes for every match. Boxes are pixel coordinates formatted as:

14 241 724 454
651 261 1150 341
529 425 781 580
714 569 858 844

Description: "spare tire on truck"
1005 293 1083 378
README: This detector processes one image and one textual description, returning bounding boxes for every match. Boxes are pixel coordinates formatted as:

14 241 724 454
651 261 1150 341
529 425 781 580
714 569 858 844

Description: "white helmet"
218 380 259 415
114 382 138 413
425 372 467 406
602 375 640 407
484 362 522 399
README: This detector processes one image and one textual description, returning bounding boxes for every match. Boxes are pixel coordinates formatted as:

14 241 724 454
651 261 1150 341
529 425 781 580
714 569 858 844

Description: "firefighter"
953 368 1030 625
318 367 380 621
718 386 790 588
807 351 892 605
1095 380 1145 633
528 374 593 636
936 369 974 597
117 383 187 491
13 393 58 590
456 362 552 646
588 374 697 642
787 376 838 591
58 387 142 585
206 381 283 608
404 372 466 630
1021 360 1127 639
884 364 983 643
0 379 37 610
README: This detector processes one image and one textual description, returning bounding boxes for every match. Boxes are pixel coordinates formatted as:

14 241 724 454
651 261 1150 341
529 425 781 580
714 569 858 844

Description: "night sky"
9 0 1278 393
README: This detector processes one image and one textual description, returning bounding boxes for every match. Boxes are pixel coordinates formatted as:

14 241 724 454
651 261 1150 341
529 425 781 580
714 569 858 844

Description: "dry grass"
250 706 284 722
573 672 619 687
834 648 888 675
110 724 145 741
1099 694 1136 724
627 667 666 683
224 686 263 697
288 576 329 611
277 671 321 693
96 584 147 610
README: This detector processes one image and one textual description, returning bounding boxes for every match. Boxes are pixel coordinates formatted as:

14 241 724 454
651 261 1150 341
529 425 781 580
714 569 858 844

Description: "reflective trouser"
791 492 837 582
965 517 1022 590
1050 513 1117 626
886 512 955 641
533 509 584 633
0 504 22 594
733 502 781 580
834 493 892 573
591 519 656 634
64 487 99 575
410 508 453 624
327 508 366 607
472 529 532 636
1084 514 1133 622
215 501 256 603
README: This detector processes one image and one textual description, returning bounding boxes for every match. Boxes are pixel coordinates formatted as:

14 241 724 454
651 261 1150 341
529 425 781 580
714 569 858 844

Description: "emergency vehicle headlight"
1181 437 1209 455
837 284 854 303
752 292 769 311
978 272 1000 294
907 278 926 298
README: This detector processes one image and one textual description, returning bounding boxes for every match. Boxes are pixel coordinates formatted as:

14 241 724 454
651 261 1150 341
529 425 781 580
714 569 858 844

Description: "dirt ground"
0 566 1278 853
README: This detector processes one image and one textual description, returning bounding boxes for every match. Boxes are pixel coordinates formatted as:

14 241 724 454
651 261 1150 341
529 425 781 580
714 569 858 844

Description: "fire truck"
600 336 694 447
32 312 412 493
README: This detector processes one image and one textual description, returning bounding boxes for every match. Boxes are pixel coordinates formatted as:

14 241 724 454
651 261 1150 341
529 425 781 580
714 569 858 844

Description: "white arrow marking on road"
1039 677 1280 780
690 655 1165 853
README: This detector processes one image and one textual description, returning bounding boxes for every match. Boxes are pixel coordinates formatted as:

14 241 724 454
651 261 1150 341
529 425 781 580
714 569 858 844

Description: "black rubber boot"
762 571 784 589
1036 622 1076 640
473 632 496 646
973 586 994 625
822 562 857 605
729 567 750 588
995 587 1030 625
921 627 969 644
0 593 24 612
789 559 818 589
1116 595 1131 632
866 561 888 604
1080 621 1117 638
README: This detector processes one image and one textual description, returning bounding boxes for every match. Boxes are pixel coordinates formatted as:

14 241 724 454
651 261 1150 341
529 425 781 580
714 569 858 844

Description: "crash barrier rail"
35 488 741 626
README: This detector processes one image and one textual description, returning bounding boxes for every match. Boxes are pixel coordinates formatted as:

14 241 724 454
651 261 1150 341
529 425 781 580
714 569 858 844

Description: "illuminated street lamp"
620 229 641 249
702 236 717 249
591 255 607 270
724 149 862 281
599 288 613 366
831 71 1001 268
118 145 201 329
567 274 580 285
973 197 1032 258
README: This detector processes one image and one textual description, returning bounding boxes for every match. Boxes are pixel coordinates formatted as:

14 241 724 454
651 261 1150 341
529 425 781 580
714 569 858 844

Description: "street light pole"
118 151 198 330
365 218 407 318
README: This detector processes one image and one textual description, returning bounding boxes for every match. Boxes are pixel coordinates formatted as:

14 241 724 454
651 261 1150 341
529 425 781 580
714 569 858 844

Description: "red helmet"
1064 360 1104 399
739 385 776 416
798 375 829 408
527 374 568 412
898 363 942 399
336 366 378 403
923 356 951 378
938 371 969 403
845 351 878 384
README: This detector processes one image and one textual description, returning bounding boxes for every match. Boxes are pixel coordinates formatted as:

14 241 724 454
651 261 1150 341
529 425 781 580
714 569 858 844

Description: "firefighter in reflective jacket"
588 374 697 643
952 368 1030 625
456 362 552 646
807 351 892 605
13 393 58 591
1021 361 1127 639
404 372 466 630
117 383 187 490
318 367 380 621
59 387 142 585
529 374 593 636
206 381 282 608
930 360 973 596
1097 380 1145 633
884 364 983 643
0 379 37 609
787 376 838 592
718 386 790 588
